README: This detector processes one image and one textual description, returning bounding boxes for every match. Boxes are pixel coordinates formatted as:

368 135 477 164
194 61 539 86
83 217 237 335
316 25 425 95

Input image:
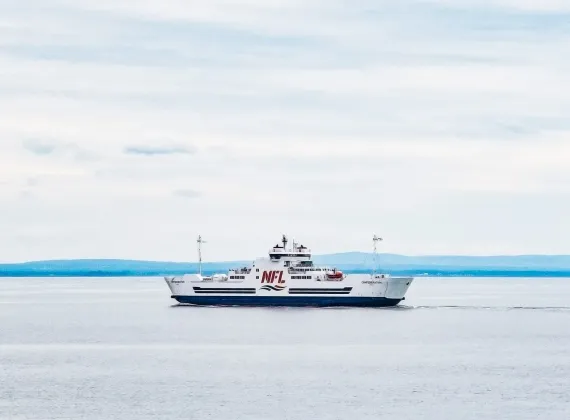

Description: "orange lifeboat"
326 270 343 280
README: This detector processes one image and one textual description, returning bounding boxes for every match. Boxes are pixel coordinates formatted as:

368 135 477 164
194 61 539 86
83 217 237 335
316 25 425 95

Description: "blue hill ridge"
2 253 570 277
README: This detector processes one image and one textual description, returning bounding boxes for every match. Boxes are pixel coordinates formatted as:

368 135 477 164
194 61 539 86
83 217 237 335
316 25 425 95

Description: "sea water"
1 277 569 419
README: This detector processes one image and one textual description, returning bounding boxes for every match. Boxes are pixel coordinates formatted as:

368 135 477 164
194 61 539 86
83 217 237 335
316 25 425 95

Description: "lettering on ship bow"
260 270 287 291
261 271 286 284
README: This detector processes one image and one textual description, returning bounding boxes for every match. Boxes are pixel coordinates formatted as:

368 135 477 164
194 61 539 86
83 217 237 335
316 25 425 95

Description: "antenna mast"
372 235 383 277
197 235 207 276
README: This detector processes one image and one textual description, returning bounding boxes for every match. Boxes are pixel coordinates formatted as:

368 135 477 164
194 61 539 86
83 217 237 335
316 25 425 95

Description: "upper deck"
248 235 341 277
267 235 312 262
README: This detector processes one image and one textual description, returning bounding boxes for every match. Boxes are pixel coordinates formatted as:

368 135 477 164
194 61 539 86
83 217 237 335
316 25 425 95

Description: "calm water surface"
1 277 570 419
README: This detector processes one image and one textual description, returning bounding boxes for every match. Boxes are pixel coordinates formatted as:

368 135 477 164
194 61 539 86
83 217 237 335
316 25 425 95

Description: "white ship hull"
165 273 413 307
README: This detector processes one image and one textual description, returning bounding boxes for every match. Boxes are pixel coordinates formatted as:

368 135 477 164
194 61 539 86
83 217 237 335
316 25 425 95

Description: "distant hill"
2 253 570 277
312 252 570 269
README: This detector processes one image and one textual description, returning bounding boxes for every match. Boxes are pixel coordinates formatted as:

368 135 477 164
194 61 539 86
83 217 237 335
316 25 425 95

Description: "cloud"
124 145 197 156
173 189 202 199
18 190 35 200
26 177 39 187
21 138 98 161
22 139 57 155
423 0 570 13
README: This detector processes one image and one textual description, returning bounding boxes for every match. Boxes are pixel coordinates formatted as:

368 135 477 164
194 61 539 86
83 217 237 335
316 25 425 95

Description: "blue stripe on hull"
171 295 402 307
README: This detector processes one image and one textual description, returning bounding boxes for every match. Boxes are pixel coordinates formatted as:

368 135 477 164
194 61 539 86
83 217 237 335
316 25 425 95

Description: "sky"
1 0 570 262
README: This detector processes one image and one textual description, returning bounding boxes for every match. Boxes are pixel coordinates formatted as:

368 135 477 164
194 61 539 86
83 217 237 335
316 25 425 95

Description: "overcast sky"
1 0 570 262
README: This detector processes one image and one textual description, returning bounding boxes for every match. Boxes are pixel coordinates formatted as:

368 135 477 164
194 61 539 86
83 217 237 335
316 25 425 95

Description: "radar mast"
372 235 383 277
197 235 207 276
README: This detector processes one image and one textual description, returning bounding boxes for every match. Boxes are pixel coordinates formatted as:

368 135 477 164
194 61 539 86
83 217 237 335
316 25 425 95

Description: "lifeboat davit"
326 270 343 280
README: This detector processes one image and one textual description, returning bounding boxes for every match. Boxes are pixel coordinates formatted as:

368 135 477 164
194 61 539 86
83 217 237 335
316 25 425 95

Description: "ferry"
164 235 414 307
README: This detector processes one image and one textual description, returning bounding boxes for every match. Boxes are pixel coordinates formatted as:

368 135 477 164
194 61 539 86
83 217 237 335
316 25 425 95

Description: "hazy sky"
2 0 570 262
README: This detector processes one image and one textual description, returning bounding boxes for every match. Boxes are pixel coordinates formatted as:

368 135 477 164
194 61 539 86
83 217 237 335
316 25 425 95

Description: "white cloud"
423 0 570 12
1 0 570 261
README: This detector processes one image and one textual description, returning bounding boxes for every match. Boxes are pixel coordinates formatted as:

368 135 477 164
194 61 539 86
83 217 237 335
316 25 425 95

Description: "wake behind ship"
164 235 414 307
